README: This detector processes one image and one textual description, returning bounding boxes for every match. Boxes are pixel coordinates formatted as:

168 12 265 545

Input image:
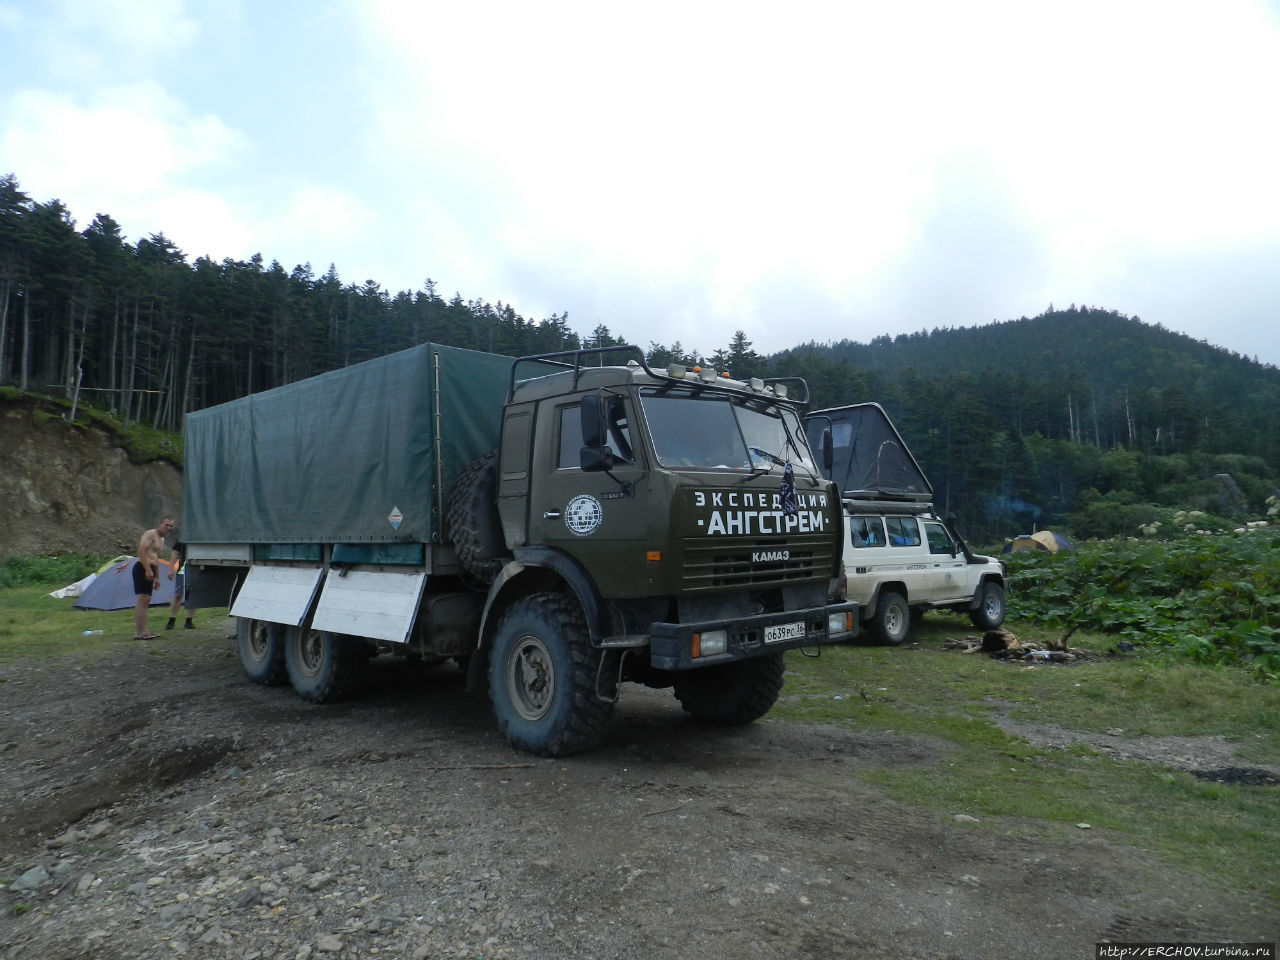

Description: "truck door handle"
543 510 561 519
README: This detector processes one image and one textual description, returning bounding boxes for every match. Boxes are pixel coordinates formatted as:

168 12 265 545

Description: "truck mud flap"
230 566 325 627
312 569 428 644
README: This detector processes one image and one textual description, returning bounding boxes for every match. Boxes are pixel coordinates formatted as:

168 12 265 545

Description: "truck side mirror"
579 396 615 473
821 428 834 472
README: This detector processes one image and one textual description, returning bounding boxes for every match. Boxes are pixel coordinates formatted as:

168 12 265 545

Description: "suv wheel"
969 582 1006 630
872 591 910 645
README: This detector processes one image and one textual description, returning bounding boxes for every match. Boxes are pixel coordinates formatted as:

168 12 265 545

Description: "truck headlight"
694 629 728 657
828 611 853 634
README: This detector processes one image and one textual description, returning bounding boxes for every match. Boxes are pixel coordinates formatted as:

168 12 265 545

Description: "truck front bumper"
649 601 858 671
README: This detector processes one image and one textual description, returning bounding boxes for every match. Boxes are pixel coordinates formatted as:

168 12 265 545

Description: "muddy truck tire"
285 626 371 703
447 451 509 583
673 652 784 725
489 592 613 756
236 617 288 686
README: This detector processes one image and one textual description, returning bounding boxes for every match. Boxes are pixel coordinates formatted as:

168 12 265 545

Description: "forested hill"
2 169 1277 542
773 308 1280 541
778 307 1280 458
781 306 1275 403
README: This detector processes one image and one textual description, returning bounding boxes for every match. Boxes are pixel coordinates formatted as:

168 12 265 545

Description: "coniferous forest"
3 173 1278 543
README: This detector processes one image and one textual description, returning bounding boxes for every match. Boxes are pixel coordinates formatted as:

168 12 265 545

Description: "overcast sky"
3 0 1279 365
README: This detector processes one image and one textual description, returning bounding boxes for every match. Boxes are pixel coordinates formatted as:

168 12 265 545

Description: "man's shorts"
132 561 155 596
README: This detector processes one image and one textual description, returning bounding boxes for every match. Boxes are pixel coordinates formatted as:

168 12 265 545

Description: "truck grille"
680 536 833 594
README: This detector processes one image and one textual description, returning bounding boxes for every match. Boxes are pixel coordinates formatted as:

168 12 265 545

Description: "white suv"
804 401 1004 645
841 505 1006 644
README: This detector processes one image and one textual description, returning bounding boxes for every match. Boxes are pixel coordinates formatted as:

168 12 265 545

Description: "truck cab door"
527 396 654 598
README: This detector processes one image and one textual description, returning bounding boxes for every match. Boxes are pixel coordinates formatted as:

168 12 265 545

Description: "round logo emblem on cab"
564 494 604 536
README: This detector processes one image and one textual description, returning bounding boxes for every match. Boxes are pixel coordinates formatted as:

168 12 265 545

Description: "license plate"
764 621 806 643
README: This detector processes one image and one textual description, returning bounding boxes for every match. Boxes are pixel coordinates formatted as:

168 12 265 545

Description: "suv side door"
882 515 931 603
922 520 967 602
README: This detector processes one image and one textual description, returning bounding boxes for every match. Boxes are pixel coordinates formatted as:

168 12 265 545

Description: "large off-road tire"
447 451 508 583
236 617 288 686
285 625 370 703
871 591 910 645
969 581 1007 631
673 653 785 725
488 593 612 756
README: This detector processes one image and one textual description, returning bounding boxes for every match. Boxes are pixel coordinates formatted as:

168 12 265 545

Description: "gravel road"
1 618 1273 960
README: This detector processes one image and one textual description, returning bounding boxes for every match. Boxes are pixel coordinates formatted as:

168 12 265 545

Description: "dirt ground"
1 620 1275 960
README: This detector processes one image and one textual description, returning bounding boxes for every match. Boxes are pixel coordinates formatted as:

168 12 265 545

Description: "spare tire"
447 451 509 582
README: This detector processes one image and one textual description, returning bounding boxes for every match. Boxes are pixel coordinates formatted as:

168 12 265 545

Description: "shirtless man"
134 517 175 640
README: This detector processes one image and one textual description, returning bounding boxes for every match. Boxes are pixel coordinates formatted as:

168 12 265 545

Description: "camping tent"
1001 530 1075 554
74 559 176 610
49 555 134 599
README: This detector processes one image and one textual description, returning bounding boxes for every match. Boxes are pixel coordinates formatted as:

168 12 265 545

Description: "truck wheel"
447 451 508 583
969 582 1007 630
488 592 612 756
285 625 370 703
872 591 910 645
674 653 784 725
236 617 287 686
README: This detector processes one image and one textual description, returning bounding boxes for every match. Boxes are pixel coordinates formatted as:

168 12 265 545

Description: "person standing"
134 517 175 640
165 534 196 630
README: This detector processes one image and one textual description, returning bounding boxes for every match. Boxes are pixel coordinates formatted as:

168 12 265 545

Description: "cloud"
1 0 199 82
0 83 245 237
0 77 377 274
268 184 378 275
2 0 1278 364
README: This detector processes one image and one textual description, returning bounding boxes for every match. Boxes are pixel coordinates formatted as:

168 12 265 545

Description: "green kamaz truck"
184 343 856 755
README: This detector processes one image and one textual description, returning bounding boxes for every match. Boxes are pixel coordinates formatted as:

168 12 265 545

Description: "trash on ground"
943 629 1092 663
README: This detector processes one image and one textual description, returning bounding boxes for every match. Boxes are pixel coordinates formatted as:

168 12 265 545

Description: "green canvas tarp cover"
183 343 514 545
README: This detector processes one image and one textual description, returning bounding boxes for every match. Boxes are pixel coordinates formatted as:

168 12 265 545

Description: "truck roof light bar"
509 345 811 405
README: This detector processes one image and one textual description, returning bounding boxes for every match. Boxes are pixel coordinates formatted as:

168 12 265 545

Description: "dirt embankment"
0 398 182 559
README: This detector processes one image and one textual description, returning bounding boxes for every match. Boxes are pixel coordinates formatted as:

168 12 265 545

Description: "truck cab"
466 350 858 752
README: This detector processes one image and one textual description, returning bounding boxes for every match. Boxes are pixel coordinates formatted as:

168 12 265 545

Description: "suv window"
884 516 921 547
923 521 953 555
850 516 886 548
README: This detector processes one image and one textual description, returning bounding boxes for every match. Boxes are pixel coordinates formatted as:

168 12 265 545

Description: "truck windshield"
639 389 816 472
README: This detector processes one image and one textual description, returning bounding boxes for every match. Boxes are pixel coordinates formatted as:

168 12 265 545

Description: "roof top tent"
804 402 933 504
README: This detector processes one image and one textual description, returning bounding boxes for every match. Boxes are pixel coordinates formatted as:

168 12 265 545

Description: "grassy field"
0 582 229 662
776 613 1280 905
3 572 1277 907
